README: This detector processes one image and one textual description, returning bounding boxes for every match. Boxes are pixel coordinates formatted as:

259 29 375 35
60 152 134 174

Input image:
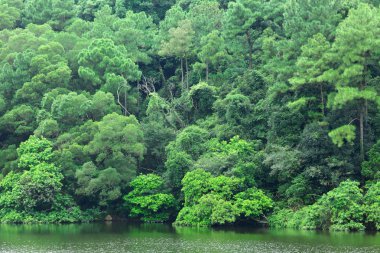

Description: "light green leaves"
364 182 380 230
0 0 21 30
175 168 273 227
234 188 274 219
17 135 54 170
0 136 65 215
270 180 366 231
124 174 175 222
330 87 379 109
328 125 356 147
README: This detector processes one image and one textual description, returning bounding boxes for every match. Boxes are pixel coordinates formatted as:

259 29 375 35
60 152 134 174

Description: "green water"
0 223 379 252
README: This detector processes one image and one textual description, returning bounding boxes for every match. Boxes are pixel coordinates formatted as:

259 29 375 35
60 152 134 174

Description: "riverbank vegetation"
0 0 379 231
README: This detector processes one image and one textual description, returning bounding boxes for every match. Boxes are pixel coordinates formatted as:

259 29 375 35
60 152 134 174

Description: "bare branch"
117 81 131 116
138 76 157 95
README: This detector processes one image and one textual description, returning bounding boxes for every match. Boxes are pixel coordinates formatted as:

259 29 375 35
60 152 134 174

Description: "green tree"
1 137 61 212
85 113 145 183
77 0 112 21
76 162 122 208
224 0 280 69
22 0 77 31
234 187 274 221
78 38 141 89
181 169 212 206
175 169 273 226
86 6 157 64
283 0 343 48
215 92 251 134
157 5 186 40
264 145 301 184
321 4 380 160
224 0 257 69
0 51 33 103
195 136 259 187
270 180 365 231
189 82 216 119
362 140 380 181
289 33 331 118
0 145 18 175
165 126 209 172
159 19 195 89
364 182 380 230
0 136 91 223
78 39 141 114
124 174 176 222
0 105 36 141
187 0 223 46
14 42 72 106
141 93 178 171
50 92 91 128
115 0 175 22
17 135 53 170
196 31 229 81
15 163 63 211
0 0 22 30
164 151 193 193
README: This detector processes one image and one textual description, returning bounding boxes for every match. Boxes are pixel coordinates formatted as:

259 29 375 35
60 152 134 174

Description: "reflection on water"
0 223 379 253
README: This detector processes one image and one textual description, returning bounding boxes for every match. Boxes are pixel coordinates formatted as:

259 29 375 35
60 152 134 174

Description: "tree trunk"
360 106 365 161
360 63 367 161
159 62 166 86
124 88 127 116
206 63 209 82
181 58 184 89
320 84 325 117
246 30 253 69
185 57 189 90
117 84 130 116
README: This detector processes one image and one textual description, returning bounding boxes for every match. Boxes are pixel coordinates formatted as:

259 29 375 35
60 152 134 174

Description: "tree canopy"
0 0 379 231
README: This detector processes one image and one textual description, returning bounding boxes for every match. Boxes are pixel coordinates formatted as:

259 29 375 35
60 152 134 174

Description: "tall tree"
0 0 22 30
321 4 380 160
224 0 281 69
289 33 332 118
196 31 229 81
22 0 77 31
224 0 258 69
85 113 145 183
159 19 195 89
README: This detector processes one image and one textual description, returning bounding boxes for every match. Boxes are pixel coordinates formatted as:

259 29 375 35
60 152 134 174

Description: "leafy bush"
124 174 176 222
175 169 273 227
269 180 367 231
0 136 99 224
364 182 380 230
362 141 380 181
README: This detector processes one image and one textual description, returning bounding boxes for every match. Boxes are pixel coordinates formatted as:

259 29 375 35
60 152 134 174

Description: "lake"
0 223 379 252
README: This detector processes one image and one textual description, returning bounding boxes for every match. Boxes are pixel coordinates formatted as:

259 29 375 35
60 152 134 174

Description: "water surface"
0 223 379 252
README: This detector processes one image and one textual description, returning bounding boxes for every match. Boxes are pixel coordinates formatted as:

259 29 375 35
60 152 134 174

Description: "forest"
0 0 379 232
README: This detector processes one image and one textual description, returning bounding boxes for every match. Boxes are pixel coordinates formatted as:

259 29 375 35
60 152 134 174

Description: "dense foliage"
175 169 273 226
124 174 176 222
0 0 379 230
270 181 380 231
